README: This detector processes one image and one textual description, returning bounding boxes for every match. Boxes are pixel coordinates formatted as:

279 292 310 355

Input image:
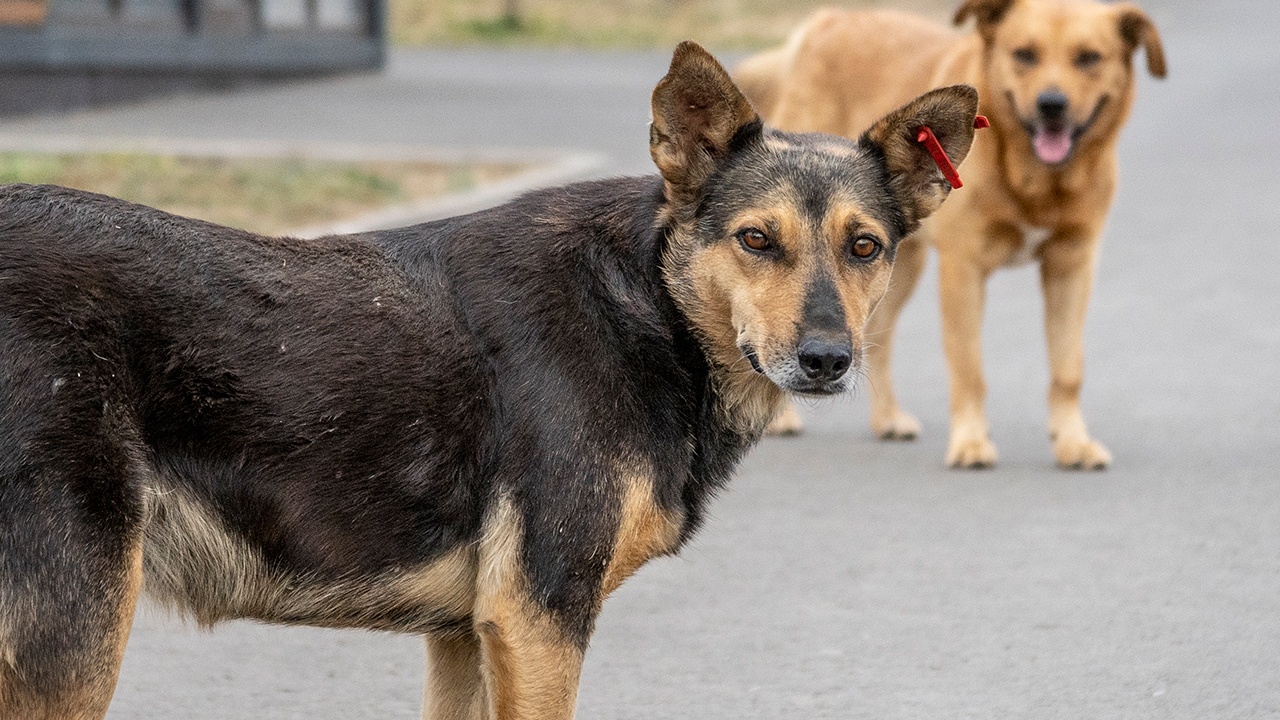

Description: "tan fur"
663 185 906 435
601 474 684 598
423 633 489 720
142 484 477 631
419 472 682 720
768 9 957 138
662 223 788 434
473 497 584 720
741 0 1164 467
141 484 280 625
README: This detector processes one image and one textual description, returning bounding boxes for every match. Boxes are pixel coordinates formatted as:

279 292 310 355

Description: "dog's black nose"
1036 90 1069 121
797 338 852 382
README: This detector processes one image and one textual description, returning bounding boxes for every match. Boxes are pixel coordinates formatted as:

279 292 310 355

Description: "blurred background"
388 0 945 48
0 0 948 235
2 1 1278 719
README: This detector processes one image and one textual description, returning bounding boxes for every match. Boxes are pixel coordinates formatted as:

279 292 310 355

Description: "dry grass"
0 152 524 235
391 0 953 49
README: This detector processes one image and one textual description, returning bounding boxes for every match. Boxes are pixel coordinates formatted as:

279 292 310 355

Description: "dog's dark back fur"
0 177 749 635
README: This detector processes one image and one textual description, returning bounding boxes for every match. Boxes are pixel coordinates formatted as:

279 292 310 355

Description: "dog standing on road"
0 43 980 719
737 0 1166 468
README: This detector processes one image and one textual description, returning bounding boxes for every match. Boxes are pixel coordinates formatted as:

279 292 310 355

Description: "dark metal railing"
0 0 385 72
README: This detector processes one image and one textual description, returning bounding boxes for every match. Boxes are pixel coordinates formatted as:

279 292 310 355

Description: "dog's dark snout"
797 338 852 382
1036 90 1069 121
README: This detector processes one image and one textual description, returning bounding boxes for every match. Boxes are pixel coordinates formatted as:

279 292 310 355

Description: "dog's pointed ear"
859 85 981 230
650 41 762 203
953 0 1016 39
1116 4 1167 79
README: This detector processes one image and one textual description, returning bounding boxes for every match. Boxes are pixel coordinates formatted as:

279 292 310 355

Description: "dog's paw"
765 402 804 436
872 408 921 441
1053 436 1111 470
946 434 998 469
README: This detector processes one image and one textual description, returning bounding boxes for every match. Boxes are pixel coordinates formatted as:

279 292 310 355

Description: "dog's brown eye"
737 228 772 253
1075 49 1102 69
850 236 882 262
1013 47 1039 66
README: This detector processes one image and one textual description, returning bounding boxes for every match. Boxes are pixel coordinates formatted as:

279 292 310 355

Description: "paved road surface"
3 0 1276 716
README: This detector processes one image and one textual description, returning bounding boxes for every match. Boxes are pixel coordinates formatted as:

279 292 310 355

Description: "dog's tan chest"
1004 224 1053 267
601 476 684 599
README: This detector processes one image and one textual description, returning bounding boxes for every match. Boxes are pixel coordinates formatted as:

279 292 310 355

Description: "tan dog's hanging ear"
650 41 762 204
1115 4 1167 78
859 85 980 231
953 0 1016 39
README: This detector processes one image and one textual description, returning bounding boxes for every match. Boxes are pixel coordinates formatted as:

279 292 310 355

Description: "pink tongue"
1034 128 1072 164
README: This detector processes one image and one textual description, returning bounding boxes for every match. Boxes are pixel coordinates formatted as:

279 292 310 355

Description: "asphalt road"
4 0 1276 716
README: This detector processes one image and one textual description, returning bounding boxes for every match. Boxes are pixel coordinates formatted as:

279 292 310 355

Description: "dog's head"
651 42 979 408
955 0 1165 166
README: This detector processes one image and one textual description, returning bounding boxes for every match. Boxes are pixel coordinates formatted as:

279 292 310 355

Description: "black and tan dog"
0 44 978 719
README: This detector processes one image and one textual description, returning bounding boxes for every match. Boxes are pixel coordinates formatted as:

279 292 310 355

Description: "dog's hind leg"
423 632 489 720
0 494 144 720
866 235 928 441
0 341 148 719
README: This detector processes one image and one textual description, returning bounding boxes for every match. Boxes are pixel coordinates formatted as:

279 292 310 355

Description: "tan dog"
736 0 1165 468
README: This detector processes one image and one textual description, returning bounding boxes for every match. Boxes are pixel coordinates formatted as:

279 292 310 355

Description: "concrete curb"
0 132 610 237
290 150 608 238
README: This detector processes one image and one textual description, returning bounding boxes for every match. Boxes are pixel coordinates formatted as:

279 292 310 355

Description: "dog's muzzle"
1015 90 1111 167
740 339 855 396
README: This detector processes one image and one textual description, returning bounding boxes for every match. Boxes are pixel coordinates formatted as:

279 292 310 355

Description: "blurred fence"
0 0 384 115
0 0 383 71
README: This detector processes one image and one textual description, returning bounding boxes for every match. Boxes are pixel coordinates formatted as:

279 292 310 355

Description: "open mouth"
1032 125 1075 165
1011 93 1110 166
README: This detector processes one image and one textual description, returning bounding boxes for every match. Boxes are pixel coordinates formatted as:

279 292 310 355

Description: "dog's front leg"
1040 232 1112 470
473 609 583 720
938 249 998 468
471 497 587 720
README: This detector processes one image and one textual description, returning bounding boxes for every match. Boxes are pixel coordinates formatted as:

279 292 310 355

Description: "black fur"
0 177 754 649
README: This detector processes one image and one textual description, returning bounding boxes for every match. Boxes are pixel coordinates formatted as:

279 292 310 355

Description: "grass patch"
391 0 953 50
0 152 524 235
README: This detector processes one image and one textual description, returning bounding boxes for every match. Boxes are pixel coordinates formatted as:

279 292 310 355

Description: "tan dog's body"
737 0 1165 468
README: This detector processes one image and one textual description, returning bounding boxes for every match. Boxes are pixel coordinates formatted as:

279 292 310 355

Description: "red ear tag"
916 115 990 190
